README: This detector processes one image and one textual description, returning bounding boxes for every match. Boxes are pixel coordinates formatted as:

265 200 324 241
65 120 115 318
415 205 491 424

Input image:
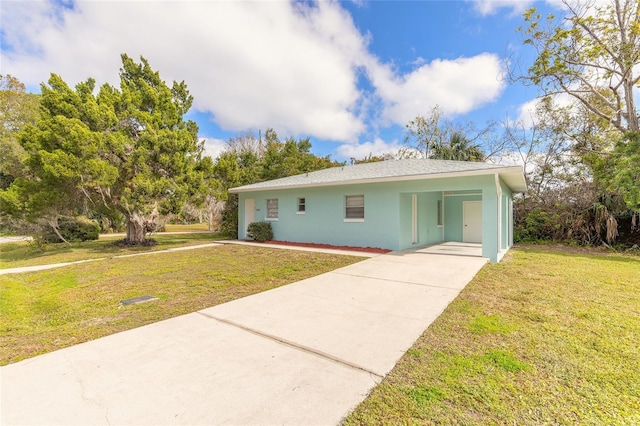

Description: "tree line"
1 0 638 247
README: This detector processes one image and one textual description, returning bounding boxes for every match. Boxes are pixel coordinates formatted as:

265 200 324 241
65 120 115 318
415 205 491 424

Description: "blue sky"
1 0 560 161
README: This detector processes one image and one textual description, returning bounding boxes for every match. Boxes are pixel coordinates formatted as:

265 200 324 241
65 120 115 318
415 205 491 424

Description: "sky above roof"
1 0 562 161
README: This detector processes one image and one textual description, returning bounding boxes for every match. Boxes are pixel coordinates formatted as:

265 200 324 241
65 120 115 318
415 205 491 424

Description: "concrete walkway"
1 243 487 425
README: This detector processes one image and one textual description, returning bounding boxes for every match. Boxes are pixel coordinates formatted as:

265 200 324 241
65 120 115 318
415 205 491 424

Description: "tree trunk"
47 217 71 245
125 212 146 244
624 78 639 132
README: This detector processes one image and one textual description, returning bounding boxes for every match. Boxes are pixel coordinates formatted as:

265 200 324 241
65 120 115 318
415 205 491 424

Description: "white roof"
229 159 527 193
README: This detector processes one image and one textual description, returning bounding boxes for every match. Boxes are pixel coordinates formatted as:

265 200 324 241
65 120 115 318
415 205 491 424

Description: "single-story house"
229 159 526 262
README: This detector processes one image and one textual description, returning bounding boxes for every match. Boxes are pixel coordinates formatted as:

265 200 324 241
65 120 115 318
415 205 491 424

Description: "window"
297 197 306 214
345 195 364 220
266 199 278 220
437 199 443 226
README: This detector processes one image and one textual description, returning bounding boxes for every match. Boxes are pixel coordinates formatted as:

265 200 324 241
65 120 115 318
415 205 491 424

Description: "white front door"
463 201 482 243
244 198 255 237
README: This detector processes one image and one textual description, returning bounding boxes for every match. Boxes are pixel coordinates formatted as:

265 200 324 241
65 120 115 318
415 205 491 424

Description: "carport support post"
495 174 503 258
481 186 499 262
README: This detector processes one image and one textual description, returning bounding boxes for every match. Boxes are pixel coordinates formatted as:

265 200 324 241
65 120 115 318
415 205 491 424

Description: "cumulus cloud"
336 138 404 160
369 53 506 125
471 0 608 18
201 137 227 160
470 0 535 16
1 1 367 141
512 92 575 129
1 0 509 146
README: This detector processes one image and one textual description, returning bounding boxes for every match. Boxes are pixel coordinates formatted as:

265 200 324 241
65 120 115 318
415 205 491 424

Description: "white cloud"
1 0 510 147
469 0 591 17
514 98 540 129
336 138 403 160
488 150 527 168
369 53 506 125
201 137 227 160
470 0 535 16
1 1 368 141
512 92 575 129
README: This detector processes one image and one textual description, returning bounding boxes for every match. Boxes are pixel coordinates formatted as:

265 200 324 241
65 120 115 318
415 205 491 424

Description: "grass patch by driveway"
344 247 640 425
0 244 362 365
0 233 219 269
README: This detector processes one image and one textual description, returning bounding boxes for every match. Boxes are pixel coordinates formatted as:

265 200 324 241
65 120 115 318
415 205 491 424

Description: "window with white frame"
266 199 278 220
297 197 306 213
345 195 364 220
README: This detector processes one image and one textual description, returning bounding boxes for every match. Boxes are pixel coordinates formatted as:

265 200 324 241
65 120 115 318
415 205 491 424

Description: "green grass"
0 233 220 269
344 247 640 425
0 244 362 365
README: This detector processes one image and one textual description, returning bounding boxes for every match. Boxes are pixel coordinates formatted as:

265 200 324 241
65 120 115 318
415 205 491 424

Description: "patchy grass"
344 247 640 425
0 244 362 365
0 233 220 269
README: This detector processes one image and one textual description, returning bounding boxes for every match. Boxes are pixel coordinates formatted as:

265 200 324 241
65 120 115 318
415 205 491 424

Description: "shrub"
514 207 561 243
220 195 238 238
43 216 100 243
246 221 273 242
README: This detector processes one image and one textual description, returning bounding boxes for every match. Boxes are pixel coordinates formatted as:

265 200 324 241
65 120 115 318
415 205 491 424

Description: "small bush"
514 207 560 243
220 196 238 238
43 216 100 243
246 221 273 242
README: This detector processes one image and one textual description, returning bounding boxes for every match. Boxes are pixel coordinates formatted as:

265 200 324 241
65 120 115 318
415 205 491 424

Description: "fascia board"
230 166 526 194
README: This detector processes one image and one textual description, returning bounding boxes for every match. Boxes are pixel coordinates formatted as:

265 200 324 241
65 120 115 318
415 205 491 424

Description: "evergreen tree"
0 55 213 243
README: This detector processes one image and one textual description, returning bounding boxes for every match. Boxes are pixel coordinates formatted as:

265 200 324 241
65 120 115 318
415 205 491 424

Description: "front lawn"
0 244 362 365
344 247 640 425
0 233 220 269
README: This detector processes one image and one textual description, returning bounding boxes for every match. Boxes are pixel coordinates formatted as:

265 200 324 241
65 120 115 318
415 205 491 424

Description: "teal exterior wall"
238 184 401 250
500 180 513 252
443 192 482 242
398 192 444 249
481 184 499 261
236 173 515 262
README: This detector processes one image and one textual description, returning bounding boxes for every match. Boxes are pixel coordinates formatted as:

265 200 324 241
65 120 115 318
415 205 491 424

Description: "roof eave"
229 166 526 194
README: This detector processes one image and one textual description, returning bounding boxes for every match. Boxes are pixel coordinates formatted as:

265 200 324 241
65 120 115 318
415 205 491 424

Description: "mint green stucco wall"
500 180 513 251
236 173 514 261
443 193 482 242
238 184 401 250
482 185 499 261
398 192 444 249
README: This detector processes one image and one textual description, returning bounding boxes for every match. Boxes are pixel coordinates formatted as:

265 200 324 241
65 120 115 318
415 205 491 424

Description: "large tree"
518 0 639 133
516 0 640 222
403 106 488 161
0 75 39 190
430 131 485 161
0 55 212 243
213 129 340 237
593 131 640 210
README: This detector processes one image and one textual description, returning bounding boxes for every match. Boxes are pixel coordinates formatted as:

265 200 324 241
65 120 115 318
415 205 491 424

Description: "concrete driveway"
1 243 487 425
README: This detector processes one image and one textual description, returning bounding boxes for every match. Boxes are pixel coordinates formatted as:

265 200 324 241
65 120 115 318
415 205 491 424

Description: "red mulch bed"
261 240 391 254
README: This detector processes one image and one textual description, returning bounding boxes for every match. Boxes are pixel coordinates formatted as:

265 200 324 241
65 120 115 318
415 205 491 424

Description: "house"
229 159 526 262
